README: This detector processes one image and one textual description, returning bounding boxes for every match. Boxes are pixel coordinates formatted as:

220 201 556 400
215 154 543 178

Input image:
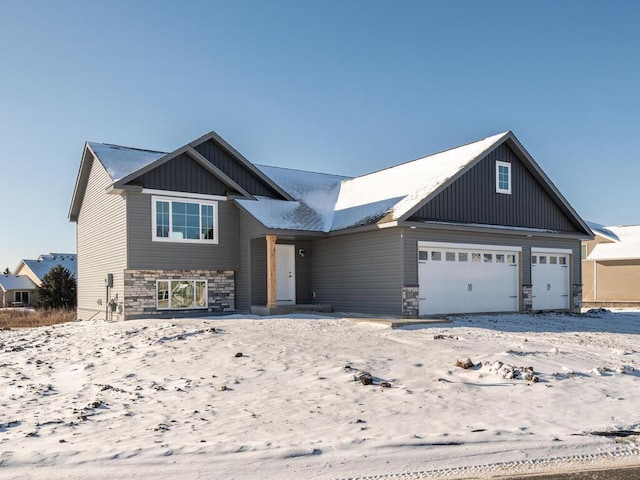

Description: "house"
68 130 592 321
582 222 640 305
14 253 77 286
0 275 37 308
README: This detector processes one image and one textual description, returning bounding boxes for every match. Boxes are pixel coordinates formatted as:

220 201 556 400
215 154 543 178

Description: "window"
507 254 516 264
418 251 428 261
559 257 567 265
496 161 511 194
14 291 29 304
483 253 493 263
496 254 505 263
153 196 218 243
156 280 208 310
431 251 442 261
472 253 481 262
446 252 456 262
581 244 588 261
458 252 468 262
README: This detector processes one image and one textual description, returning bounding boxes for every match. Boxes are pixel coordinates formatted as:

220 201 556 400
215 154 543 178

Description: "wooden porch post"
266 234 277 308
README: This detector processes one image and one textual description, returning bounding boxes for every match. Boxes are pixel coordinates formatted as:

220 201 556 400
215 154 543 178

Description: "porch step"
250 304 333 316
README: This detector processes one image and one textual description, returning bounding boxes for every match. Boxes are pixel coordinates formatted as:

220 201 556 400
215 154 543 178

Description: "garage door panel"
418 244 519 316
531 252 569 310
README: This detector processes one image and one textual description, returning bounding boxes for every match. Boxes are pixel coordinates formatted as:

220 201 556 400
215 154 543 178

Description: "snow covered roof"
588 225 640 261
87 142 167 181
241 132 509 232
0 275 36 292
18 253 77 282
585 221 620 242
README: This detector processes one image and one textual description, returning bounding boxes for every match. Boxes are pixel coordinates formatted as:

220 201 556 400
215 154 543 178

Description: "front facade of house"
582 223 640 304
69 130 592 321
0 275 37 308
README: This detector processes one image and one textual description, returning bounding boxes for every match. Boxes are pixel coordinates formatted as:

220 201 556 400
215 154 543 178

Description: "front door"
276 244 296 305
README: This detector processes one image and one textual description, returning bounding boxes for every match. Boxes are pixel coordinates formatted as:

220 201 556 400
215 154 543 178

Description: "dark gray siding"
194 139 283 198
126 153 237 196
237 210 269 311
411 144 580 232
126 193 239 271
401 227 581 287
310 228 403 314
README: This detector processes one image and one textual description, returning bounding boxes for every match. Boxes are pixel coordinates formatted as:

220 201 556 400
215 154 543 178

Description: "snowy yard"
1 310 639 479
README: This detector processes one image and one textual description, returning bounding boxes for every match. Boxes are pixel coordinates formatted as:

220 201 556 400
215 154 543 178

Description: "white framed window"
156 279 208 310
496 161 511 194
581 244 588 261
152 196 218 244
14 291 29 304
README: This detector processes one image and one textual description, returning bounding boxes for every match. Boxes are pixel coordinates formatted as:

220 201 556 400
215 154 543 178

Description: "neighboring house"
14 253 77 286
68 130 592 321
0 275 37 307
582 222 640 305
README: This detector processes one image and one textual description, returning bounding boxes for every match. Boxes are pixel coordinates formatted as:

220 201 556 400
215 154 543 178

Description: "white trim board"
418 241 522 252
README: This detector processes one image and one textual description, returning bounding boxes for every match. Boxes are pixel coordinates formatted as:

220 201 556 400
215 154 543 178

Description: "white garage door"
418 242 520 316
531 249 570 310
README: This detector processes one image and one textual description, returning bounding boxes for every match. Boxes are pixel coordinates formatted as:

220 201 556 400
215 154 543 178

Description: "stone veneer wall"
402 285 419 317
572 283 582 312
123 269 234 320
521 284 533 313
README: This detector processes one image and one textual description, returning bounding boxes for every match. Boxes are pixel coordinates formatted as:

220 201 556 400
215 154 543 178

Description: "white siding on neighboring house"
76 156 127 320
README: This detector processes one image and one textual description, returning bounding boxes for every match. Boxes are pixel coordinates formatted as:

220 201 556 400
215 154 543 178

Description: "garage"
531 248 570 310
418 242 520 316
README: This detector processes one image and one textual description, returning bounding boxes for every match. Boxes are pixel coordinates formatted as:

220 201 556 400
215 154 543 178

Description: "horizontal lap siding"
77 158 127 320
126 193 239 271
412 144 579 232
237 211 269 311
402 228 581 286
311 229 402 314
593 261 640 301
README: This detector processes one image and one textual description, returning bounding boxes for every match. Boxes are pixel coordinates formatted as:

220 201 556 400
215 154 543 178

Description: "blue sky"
1 0 639 271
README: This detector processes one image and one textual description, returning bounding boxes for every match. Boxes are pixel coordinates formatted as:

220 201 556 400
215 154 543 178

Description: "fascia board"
189 131 294 201
395 133 509 223
68 143 94 222
184 146 254 199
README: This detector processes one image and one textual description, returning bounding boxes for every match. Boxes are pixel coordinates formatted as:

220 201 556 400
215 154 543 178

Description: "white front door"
418 242 520 315
531 250 570 310
276 244 296 305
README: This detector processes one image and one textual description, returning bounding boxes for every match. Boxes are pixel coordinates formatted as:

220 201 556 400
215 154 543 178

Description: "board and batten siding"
310 228 403 315
194 139 282 198
126 193 239 271
126 153 235 196
401 227 581 287
411 144 580 233
76 156 127 320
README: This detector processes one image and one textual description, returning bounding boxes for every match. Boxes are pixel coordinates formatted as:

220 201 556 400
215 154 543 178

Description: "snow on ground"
1 310 639 479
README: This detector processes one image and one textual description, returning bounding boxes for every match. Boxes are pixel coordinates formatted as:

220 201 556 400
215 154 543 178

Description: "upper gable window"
496 161 511 194
152 196 218 244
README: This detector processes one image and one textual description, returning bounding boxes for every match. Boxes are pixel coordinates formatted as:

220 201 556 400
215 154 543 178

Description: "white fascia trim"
142 188 227 201
531 247 573 254
418 241 522 252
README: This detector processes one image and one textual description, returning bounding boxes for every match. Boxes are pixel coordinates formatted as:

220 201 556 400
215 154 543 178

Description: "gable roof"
69 131 293 221
586 221 620 242
587 224 640 261
15 253 77 284
0 275 37 292
240 131 591 236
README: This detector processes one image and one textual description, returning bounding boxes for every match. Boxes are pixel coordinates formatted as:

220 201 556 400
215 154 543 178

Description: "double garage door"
418 242 570 315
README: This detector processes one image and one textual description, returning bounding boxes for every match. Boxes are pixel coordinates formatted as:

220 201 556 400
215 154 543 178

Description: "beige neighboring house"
582 222 640 305
13 253 77 286
0 275 37 307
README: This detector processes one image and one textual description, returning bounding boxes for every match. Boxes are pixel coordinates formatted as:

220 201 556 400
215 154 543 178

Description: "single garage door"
418 242 520 315
531 249 570 310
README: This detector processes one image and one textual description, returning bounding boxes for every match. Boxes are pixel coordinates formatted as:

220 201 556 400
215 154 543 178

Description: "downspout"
593 262 597 300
